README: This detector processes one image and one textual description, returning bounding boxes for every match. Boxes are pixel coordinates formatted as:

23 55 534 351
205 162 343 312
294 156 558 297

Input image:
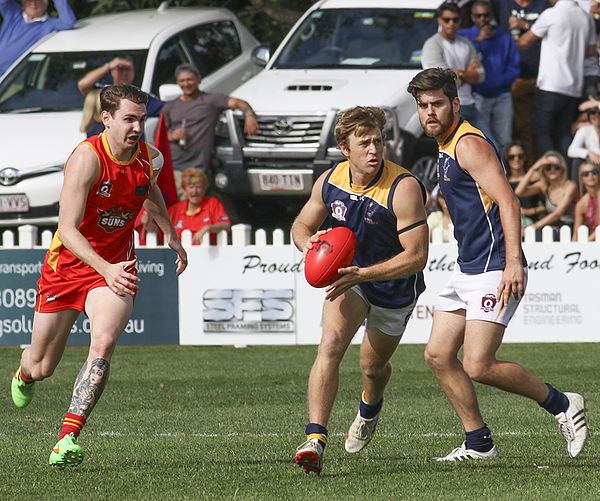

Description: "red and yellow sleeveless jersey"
42 132 155 282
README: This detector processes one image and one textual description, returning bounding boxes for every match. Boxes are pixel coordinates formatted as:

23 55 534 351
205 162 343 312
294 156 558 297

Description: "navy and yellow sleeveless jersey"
437 119 525 273
322 159 426 309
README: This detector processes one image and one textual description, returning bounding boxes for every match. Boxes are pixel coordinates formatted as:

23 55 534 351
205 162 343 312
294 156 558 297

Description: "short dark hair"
175 63 201 78
436 2 460 18
407 68 458 102
100 84 148 115
335 106 386 148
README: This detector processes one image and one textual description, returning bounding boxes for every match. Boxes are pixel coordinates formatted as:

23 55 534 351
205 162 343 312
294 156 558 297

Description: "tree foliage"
68 0 315 49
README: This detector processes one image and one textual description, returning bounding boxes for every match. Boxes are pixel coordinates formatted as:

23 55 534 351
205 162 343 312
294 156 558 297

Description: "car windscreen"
272 8 437 70
0 51 147 113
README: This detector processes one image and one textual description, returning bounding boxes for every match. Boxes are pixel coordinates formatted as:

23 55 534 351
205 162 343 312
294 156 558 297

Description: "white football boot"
434 441 499 462
555 392 588 458
345 411 380 453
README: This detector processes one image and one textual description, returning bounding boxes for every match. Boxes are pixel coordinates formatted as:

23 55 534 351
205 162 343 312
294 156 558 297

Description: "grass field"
1 343 598 500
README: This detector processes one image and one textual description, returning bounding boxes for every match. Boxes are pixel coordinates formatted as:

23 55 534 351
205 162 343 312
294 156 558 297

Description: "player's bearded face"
104 99 147 147
417 90 457 140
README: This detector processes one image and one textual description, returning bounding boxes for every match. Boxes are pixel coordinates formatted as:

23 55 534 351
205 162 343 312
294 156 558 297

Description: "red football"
305 227 356 288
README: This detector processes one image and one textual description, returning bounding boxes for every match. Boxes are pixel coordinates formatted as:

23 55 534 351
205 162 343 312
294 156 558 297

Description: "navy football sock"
305 422 328 449
359 391 383 420
538 383 569 415
465 424 494 452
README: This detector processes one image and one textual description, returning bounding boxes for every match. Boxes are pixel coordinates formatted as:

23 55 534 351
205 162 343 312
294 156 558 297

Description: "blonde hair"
578 161 599 194
80 89 101 134
181 167 208 190
539 150 568 193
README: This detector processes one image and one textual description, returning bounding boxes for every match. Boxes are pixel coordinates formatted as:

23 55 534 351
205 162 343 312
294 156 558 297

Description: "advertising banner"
181 241 599 345
179 245 299 345
0 249 178 346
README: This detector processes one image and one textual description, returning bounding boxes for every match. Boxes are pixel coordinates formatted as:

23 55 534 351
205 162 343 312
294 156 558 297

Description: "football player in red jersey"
10 84 188 468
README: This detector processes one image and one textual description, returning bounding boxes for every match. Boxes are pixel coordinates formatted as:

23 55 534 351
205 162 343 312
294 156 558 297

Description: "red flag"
135 113 174 245
154 112 178 207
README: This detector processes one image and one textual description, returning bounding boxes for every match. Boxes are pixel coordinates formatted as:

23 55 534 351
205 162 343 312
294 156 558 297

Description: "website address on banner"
0 316 146 338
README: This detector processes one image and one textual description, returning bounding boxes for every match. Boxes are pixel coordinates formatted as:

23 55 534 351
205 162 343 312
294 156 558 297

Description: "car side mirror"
252 46 270 67
158 83 182 102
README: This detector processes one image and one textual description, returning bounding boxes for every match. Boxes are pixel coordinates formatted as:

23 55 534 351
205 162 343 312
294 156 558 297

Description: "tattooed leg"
68 358 111 418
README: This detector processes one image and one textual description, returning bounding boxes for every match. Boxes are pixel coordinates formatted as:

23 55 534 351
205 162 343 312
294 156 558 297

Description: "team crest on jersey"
97 207 133 233
97 180 113 198
481 293 497 313
331 200 347 221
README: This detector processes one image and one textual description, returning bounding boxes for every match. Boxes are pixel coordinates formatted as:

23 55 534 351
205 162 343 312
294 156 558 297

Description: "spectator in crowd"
459 0 520 150
421 2 498 147
573 162 599 240
504 140 546 226
492 0 551 162
427 185 452 242
515 150 579 236
79 88 101 137
77 56 163 135
568 99 600 180
162 63 259 198
0 0 75 76
517 0 596 161
576 0 600 100
168 167 231 245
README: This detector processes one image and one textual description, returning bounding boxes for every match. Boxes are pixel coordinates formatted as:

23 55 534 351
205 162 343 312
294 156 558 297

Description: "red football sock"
19 367 33 385
58 413 86 440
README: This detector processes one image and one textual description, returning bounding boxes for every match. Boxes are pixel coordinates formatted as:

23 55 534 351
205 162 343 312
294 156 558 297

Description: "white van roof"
33 7 235 52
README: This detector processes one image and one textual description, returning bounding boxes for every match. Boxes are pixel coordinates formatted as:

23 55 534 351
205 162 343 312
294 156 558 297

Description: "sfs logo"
203 289 294 322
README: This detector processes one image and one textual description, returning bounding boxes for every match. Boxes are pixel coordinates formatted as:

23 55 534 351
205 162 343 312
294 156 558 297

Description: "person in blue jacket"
459 0 520 150
0 0 76 76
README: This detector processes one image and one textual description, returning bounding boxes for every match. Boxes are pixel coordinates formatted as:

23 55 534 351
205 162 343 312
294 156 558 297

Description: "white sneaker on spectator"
434 442 499 462
555 392 588 458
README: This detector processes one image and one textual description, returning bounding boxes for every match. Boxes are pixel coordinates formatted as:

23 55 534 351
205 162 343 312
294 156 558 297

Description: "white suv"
0 5 261 227
214 0 441 215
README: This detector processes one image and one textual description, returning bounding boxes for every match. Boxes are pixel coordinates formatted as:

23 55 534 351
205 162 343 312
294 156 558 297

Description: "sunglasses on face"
472 12 491 18
544 163 562 172
587 109 600 116
507 153 525 160
582 169 600 177
441 17 460 24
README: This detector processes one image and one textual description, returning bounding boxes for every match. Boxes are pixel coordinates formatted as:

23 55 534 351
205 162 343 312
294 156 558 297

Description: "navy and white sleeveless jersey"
437 119 525 273
322 159 426 309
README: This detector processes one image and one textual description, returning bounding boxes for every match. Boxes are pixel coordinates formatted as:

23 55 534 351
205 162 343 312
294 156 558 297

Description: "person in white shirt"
518 0 596 159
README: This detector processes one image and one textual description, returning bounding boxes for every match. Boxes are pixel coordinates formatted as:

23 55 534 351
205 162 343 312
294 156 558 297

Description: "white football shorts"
435 267 528 326
350 285 416 337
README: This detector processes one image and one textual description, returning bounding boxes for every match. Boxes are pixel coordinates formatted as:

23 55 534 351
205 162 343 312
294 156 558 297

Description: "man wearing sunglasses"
458 1 520 151
422 2 498 149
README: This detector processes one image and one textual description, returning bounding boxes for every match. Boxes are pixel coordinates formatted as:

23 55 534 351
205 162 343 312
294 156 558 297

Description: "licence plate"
0 194 29 213
259 173 304 192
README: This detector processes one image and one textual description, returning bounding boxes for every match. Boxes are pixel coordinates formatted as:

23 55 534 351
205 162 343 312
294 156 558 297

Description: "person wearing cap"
162 63 259 198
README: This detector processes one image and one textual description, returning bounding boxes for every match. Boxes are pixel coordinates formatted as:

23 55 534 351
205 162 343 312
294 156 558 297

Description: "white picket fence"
1 224 599 249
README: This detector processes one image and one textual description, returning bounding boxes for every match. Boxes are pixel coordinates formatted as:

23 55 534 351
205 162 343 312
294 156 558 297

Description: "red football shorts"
35 269 137 313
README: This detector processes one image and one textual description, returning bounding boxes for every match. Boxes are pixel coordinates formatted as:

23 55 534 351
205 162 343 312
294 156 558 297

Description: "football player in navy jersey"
408 67 587 461
291 106 429 474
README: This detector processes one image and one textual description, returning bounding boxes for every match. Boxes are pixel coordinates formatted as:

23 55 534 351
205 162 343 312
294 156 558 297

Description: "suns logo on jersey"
97 207 133 233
